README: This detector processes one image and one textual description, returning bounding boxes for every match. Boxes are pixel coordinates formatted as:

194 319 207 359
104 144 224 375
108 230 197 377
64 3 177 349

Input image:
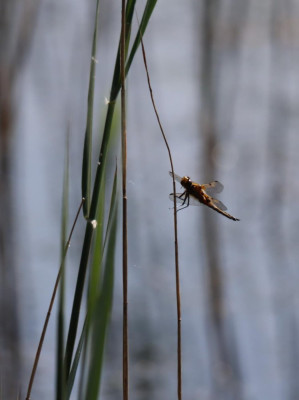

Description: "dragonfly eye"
184 176 193 189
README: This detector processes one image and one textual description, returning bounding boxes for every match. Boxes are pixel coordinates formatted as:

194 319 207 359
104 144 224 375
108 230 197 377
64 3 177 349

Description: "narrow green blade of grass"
64 105 115 378
64 108 118 380
77 165 118 399
87 0 137 216
64 0 157 381
87 165 106 311
109 0 136 101
82 0 101 218
75 165 107 398
56 131 69 400
64 220 94 376
89 0 156 220
125 0 158 76
88 0 150 220
84 168 119 400
78 98 121 393
67 167 118 400
66 316 87 399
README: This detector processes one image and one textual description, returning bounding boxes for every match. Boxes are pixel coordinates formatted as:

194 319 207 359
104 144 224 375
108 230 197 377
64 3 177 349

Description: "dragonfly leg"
177 191 190 211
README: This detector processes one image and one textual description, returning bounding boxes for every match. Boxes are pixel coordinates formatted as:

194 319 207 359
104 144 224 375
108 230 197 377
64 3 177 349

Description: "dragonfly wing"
169 171 183 184
203 181 224 195
209 197 227 211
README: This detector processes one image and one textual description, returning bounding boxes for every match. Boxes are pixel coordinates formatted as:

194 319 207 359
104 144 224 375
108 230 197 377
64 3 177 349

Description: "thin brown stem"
25 198 84 400
138 23 182 400
121 1 129 400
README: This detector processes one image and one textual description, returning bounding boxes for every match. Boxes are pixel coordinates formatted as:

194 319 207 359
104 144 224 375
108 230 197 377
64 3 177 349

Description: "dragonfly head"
181 176 192 189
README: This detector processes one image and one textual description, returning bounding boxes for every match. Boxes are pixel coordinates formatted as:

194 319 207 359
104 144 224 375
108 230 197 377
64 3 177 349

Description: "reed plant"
25 1 158 399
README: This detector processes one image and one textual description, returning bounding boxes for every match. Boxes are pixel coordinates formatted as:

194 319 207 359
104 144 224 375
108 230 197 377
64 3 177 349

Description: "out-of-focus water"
11 0 299 399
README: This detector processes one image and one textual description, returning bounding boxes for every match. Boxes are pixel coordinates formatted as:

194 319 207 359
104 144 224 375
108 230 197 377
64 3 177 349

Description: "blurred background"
1 0 299 399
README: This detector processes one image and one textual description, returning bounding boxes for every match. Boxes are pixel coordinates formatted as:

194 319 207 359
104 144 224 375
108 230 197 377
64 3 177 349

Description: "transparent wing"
209 197 227 211
169 171 182 184
202 181 224 195
169 193 201 206
170 192 228 211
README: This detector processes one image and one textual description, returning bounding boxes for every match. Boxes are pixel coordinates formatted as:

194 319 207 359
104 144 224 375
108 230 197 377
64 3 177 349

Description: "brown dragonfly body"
169 172 240 221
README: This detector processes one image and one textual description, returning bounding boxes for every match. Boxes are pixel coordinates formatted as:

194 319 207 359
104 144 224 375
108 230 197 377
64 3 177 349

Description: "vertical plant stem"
121 1 129 400
25 199 84 400
56 130 70 400
138 27 181 400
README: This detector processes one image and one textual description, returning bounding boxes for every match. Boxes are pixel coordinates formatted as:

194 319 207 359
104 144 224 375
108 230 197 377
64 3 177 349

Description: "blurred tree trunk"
198 1 245 398
267 1 296 398
0 0 38 397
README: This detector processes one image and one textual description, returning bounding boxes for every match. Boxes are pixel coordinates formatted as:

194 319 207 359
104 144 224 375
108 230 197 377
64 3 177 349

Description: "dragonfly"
169 172 240 221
